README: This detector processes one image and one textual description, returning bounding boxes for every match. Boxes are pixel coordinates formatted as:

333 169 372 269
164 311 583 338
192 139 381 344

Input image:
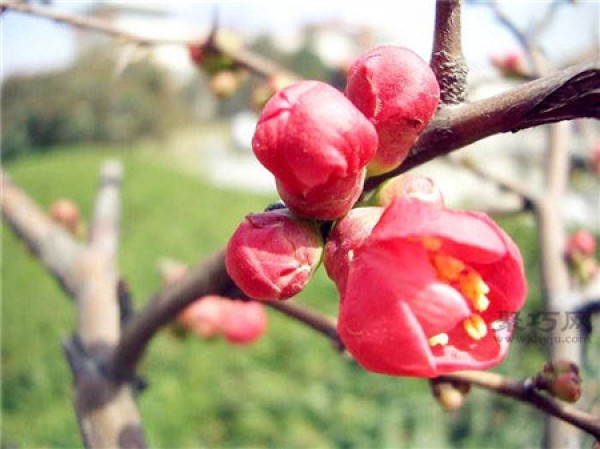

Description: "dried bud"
370 174 444 207
431 380 469 411
536 360 582 403
346 46 440 175
226 210 323 301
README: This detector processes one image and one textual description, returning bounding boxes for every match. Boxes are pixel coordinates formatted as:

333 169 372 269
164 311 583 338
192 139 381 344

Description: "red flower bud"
490 51 528 78
566 230 597 258
346 46 440 175
275 170 365 220
226 210 323 301
324 206 384 292
252 80 378 197
338 198 527 377
370 174 444 207
188 44 204 65
178 295 227 338
222 301 268 344
49 199 80 235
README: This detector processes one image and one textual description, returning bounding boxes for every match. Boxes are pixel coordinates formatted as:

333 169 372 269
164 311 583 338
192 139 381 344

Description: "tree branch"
0 0 292 79
110 250 231 378
365 56 600 191
1 170 83 296
441 370 600 440
1 162 147 448
430 0 468 104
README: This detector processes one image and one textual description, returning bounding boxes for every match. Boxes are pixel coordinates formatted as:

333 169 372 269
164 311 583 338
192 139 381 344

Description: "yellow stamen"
432 253 465 282
429 333 449 347
421 237 442 251
463 314 488 340
459 271 490 312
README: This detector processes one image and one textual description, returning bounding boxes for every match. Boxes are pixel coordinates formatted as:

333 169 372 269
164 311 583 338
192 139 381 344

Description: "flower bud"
226 210 323 301
431 380 469 411
49 199 80 235
252 80 378 196
324 206 384 292
222 301 268 344
490 51 528 78
276 170 365 221
210 70 243 98
346 46 440 175
566 230 597 258
370 174 444 207
536 360 582 403
178 295 227 338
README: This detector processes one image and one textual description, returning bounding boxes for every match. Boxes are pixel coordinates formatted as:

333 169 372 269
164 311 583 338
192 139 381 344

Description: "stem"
431 0 468 104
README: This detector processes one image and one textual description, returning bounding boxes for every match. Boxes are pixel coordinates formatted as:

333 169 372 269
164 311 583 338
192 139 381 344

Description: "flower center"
422 238 491 346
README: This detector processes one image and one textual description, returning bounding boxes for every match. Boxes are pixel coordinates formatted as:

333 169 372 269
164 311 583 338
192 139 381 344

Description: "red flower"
226 210 323 301
221 301 268 344
346 46 440 175
252 80 377 219
337 198 527 378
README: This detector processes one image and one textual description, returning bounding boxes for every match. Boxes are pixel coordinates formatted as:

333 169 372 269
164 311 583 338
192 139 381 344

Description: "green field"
2 145 588 448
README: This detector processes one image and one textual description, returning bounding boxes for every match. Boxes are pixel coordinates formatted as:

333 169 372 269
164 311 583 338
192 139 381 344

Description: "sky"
1 1 598 80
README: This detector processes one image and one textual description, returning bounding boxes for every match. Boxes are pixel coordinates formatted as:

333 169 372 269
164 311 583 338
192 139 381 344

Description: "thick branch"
110 250 231 378
1 170 83 296
365 56 600 190
72 161 146 449
430 0 468 104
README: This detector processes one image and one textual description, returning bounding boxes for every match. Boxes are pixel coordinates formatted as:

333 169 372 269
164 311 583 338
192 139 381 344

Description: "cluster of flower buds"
188 33 246 99
225 45 528 378
534 360 582 403
178 296 267 345
565 230 598 284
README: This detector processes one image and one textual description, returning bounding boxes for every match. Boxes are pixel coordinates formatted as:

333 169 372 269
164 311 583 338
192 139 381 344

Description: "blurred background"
2 1 600 448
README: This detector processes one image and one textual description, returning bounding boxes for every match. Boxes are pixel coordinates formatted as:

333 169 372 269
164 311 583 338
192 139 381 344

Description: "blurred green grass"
2 145 553 448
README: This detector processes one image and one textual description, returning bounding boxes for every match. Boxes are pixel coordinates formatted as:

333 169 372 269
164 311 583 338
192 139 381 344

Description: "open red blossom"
252 80 378 195
338 198 527 378
226 210 323 301
346 46 440 175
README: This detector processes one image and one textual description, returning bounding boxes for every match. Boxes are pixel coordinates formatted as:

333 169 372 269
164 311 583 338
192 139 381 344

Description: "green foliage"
1 47 184 162
2 145 563 448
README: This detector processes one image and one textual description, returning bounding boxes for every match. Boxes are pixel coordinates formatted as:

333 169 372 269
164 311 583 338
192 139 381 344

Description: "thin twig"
449 156 537 207
441 371 600 439
0 0 293 78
